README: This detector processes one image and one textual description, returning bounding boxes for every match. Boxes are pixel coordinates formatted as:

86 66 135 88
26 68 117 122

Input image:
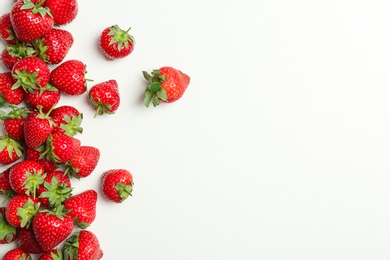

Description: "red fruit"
0 207 17 244
24 108 54 149
101 169 133 203
50 59 88 95
63 189 97 229
34 27 74 64
39 249 63 260
10 0 54 43
88 79 120 116
63 230 103 260
24 84 60 112
0 13 16 44
1 106 30 141
66 146 100 178
1 47 19 70
5 194 40 228
1 43 36 70
45 0 78 25
25 146 58 172
17 227 45 254
2 248 32 260
45 132 80 164
143 66 190 107
32 209 74 252
0 135 24 165
0 168 16 201
37 170 72 207
9 160 45 197
0 72 24 105
99 24 135 60
12 56 51 93
50 105 83 136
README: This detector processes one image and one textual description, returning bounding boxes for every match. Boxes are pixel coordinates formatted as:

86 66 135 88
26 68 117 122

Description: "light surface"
1 0 390 259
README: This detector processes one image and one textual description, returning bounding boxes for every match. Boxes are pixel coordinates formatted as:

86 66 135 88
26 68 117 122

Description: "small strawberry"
0 135 24 165
45 0 78 25
50 105 83 136
0 13 16 44
101 169 133 203
2 248 32 260
1 43 36 70
32 207 74 252
143 66 190 107
66 146 99 178
39 248 63 260
0 168 16 201
63 189 97 229
17 226 45 254
24 107 54 149
99 24 135 60
38 171 72 207
9 159 45 197
12 56 51 93
34 27 74 64
88 79 120 116
1 106 30 141
63 230 103 260
44 132 80 164
10 0 54 43
24 84 60 112
25 146 58 172
50 59 88 96
5 194 40 228
0 72 25 105
0 207 17 244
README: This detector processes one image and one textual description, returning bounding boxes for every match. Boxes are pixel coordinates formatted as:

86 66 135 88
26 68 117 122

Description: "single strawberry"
24 84 60 112
101 169 133 203
24 107 54 149
5 194 40 228
25 145 58 172
143 66 190 107
1 106 29 141
1 47 19 70
88 79 120 116
44 132 80 165
34 27 74 64
39 248 63 260
63 230 103 260
2 248 32 260
45 0 78 25
50 105 83 136
0 207 17 244
0 13 17 44
0 168 16 201
50 59 88 96
38 171 72 207
99 24 135 60
66 146 99 179
9 159 45 197
12 56 51 93
32 207 74 252
10 0 54 43
17 226 45 254
0 72 25 105
0 135 24 165
1 42 36 70
63 189 97 229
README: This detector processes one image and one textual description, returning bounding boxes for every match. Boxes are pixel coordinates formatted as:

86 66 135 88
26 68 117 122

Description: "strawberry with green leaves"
0 135 24 165
66 146 99 178
0 168 15 201
17 226 45 254
50 105 83 136
2 248 32 260
39 248 64 260
63 189 97 229
45 0 78 25
1 42 36 70
24 106 54 149
63 230 103 260
24 84 60 112
44 132 81 164
25 146 58 172
99 24 135 60
0 207 17 244
143 66 190 107
0 72 25 105
0 13 17 44
5 194 40 228
102 169 133 203
1 106 30 141
88 79 120 116
37 171 72 207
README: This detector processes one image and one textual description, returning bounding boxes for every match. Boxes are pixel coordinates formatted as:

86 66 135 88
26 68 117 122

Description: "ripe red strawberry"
17 226 45 254
50 59 88 95
34 27 74 64
0 207 17 244
0 72 24 105
45 0 78 25
0 13 16 44
0 168 16 201
39 248 63 260
0 135 24 165
1 106 30 141
10 0 54 43
24 84 60 112
9 160 45 197
12 56 51 93
63 189 97 229
63 230 103 260
143 66 190 107
66 146 99 178
88 79 120 116
50 105 83 136
99 24 135 60
24 108 54 149
1 47 19 70
1 43 36 70
2 248 32 260
37 170 72 207
101 169 133 203
32 208 74 252
25 146 58 172
45 132 80 164
5 194 40 228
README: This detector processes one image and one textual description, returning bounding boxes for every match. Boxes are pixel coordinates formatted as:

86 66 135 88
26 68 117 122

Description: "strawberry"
17 226 45 254
0 168 16 201
44 132 80 164
25 146 58 172
50 105 83 136
45 0 78 25
34 27 74 64
2 248 32 260
88 79 120 116
39 249 63 260
12 56 51 93
24 107 54 149
0 135 24 165
5 194 40 228
63 230 103 260
9 159 45 197
32 208 74 252
0 13 17 44
50 59 88 96
0 72 24 105
0 207 17 244
37 170 72 207
24 84 60 112
63 189 97 229
1 47 19 70
143 67 190 107
1 106 30 141
1 42 36 70
66 146 99 178
101 169 133 203
99 24 135 60
10 0 54 43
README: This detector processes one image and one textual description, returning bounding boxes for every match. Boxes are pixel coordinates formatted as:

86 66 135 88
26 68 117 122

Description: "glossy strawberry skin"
63 230 103 260
37 170 72 207
1 47 20 70
1 107 29 141
0 168 15 200
5 194 40 228
24 86 61 112
0 135 24 165
8 159 45 196
99 25 135 60
25 146 58 172
0 13 16 44
88 79 120 116
39 249 62 260
24 110 54 149
0 72 24 105
46 132 81 164
50 59 87 95
50 105 82 136
63 189 97 229
45 0 78 25
17 226 45 254
68 146 100 178
2 248 32 260
102 169 133 203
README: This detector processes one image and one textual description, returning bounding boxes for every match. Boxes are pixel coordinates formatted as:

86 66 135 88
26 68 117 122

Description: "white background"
1 0 390 259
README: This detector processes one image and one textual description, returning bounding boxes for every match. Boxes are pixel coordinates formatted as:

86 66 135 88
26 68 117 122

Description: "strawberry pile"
0 0 190 258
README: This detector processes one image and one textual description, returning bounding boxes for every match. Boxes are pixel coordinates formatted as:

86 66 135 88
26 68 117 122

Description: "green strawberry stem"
17 198 39 228
39 176 72 207
0 211 16 243
24 170 46 199
143 70 168 107
115 182 133 202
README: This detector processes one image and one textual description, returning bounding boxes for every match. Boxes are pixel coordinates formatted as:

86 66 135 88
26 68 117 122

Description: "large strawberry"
37 170 72 207
10 0 54 43
143 66 190 107
101 169 133 203
2 248 32 260
0 13 17 44
50 59 88 95
24 84 60 112
0 207 17 244
1 106 30 141
17 226 45 254
5 194 40 228
9 160 45 198
24 107 54 149
50 105 83 136
44 132 80 164
63 189 97 229
0 135 24 165
88 79 120 116
66 146 100 178
0 72 25 105
63 230 103 260
45 0 78 25
99 24 135 60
